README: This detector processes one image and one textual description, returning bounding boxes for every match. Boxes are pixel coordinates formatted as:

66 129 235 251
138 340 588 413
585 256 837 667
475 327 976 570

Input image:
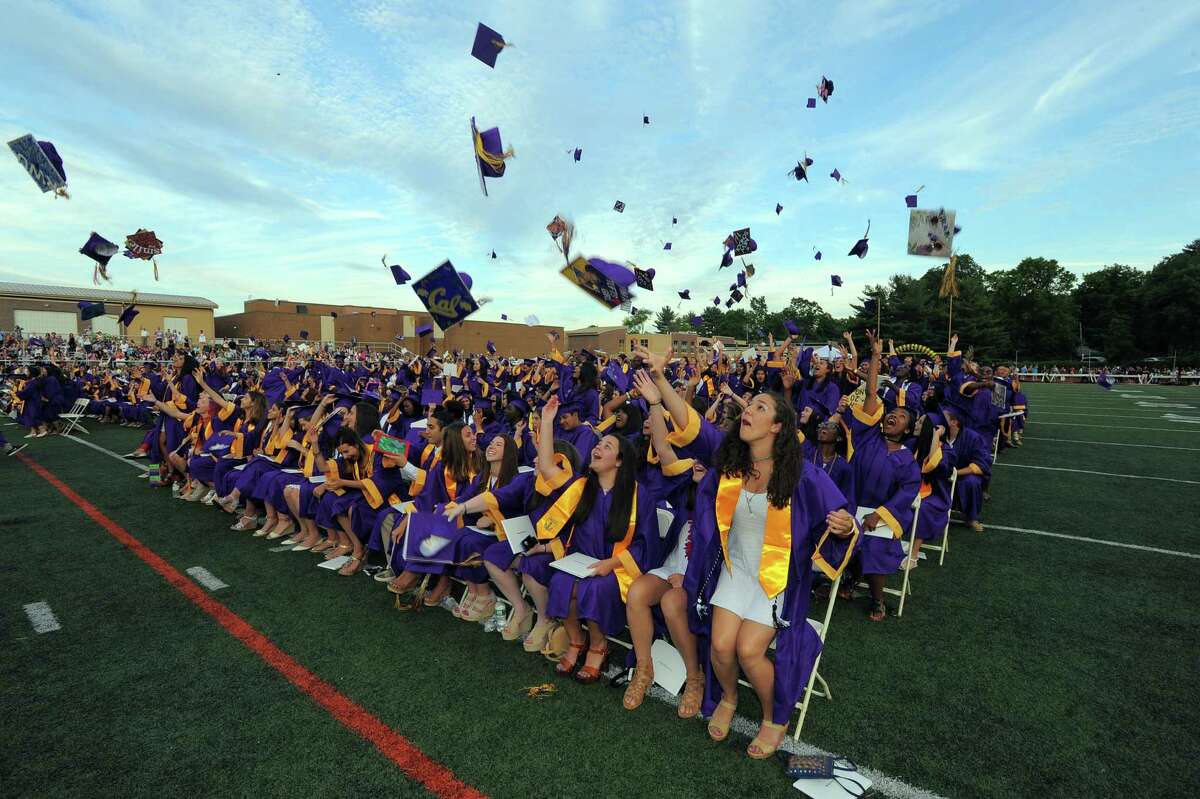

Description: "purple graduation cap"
470 23 508 68
817 75 834 103
416 322 433 336
730 288 744 303
848 220 870 259
500 313 508 321
712 296 720 306
388 263 411 285
560 257 635 309
80 232 120 284
118 304 139 327
720 250 733 269
663 242 672 251
300 330 309 340
643 115 650 125
690 314 704 328
78 301 106 321
831 275 843 287
8 134 68 197
806 98 816 108
677 289 691 300
737 271 747 288
788 155 814 182
486 340 497 354
830 168 843 183
1096 372 1116 390
775 203 783 215
421 388 445 406
906 185 923 208
490 250 497 260
471 116 512 197
813 248 822 261
634 267 655 291
459 271 474 290
573 148 582 162
613 200 625 213
784 319 801 336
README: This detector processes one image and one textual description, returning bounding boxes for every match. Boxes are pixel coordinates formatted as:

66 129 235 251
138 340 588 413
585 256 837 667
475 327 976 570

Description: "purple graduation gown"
844 405 921 575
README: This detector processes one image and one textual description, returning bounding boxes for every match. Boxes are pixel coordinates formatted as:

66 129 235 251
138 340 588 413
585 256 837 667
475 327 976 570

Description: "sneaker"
5 443 28 457
900 557 919 571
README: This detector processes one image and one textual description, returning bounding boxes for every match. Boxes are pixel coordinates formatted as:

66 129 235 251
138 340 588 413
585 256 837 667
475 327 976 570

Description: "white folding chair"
791 570 841 739
58 398 92 436
921 470 958 566
860 498 921 617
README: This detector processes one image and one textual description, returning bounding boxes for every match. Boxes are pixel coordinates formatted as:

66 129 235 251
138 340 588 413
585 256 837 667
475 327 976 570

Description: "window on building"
296 304 308 315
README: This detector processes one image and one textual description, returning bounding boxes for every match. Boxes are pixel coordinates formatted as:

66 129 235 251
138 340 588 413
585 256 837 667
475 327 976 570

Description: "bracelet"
648 400 662 406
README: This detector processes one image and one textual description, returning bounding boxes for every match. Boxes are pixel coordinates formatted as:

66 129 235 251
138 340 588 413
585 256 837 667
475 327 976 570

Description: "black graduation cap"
573 148 582 162
775 203 783 215
848 220 871 259
80 232 119 284
677 289 691 300
613 201 625 213
863 298 879 314
831 275 843 287
643 115 650 125
491 250 497 259
830 168 844 183
634 267 655 291
663 242 672 251
470 23 508 68
788 155 814 182
672 217 677 225
118 304 139 327
330 311 338 318
78 301 105 321
730 288 744 303
300 330 309 340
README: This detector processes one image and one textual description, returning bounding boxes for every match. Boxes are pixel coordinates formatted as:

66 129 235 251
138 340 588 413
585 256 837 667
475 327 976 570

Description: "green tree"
621 306 652 333
987 257 1078 358
916 254 1009 358
1074 264 1145 358
652 306 678 333
1139 240 1200 355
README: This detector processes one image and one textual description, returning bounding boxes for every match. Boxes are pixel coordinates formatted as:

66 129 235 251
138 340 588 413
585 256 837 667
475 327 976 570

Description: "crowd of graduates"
1 327 1026 757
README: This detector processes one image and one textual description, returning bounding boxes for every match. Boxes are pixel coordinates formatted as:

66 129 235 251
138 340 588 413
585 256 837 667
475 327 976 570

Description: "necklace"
743 491 759 516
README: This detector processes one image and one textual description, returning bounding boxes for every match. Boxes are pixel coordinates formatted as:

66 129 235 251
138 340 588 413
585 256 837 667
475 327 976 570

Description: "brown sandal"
747 721 788 759
708 699 737 741
574 644 609 684
555 638 586 676
678 672 705 719
622 663 655 710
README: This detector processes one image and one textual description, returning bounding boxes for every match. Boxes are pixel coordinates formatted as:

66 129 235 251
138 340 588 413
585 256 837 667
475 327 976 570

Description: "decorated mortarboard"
117 302 138 326
471 116 513 197
906 185 924 208
560 256 635 309
299 330 309 340
470 22 509 68
775 203 783 215
677 289 691 300
8 134 68 197
416 322 434 336
728 227 756 256
907 208 957 257
413 260 478 331
382 254 410 285
831 275 843 287
613 201 625 213
78 301 106 321
848 220 871 259
80 232 120 284
486 340 497 354
122 229 163 280
817 75 834 103
784 320 801 336
634 266 655 291
788 155 814 182
830 168 845 183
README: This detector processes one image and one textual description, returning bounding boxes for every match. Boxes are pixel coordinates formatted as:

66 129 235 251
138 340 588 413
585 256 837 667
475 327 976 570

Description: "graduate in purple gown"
833 331 921 622
905 412 955 567
942 406 991 531
683 388 856 758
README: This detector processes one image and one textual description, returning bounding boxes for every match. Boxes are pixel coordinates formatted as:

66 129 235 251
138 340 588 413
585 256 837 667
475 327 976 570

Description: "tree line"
622 239 1200 364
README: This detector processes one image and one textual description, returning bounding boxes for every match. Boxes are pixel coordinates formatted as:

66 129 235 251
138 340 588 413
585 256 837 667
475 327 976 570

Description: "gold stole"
714 474 792 597
536 478 641 599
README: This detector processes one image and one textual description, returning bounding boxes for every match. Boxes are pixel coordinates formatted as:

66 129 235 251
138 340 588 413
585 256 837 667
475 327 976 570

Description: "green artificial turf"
2 383 1199 799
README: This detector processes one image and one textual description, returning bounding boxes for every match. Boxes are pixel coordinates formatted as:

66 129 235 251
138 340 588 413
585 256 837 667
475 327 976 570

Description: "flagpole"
947 294 954 352
876 292 882 337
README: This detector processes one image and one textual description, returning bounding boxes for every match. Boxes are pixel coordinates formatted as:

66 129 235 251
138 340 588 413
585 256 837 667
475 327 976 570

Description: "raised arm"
863 329 883 417
633 345 689 430
634 370 680 468
536 396 571 485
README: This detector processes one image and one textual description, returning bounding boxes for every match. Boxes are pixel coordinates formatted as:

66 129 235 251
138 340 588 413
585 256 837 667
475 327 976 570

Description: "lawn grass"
2 383 1199 799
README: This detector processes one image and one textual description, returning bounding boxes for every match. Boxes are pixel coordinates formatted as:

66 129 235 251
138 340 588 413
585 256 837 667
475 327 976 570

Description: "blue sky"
1 0 1198 328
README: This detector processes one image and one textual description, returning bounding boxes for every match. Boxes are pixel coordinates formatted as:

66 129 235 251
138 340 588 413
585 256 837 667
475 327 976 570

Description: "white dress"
648 520 691 581
710 489 776 627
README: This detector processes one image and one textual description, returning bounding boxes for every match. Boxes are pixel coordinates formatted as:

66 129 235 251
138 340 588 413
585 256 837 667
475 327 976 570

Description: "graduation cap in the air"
486 340 497 354
806 98 816 108
712 296 720 306
737 271 747 288
300 330 309 340
907 208 957 257
80 232 120 284
788 155 814 182
500 313 508 321
78 301 106 321
663 242 672 251
525 314 539 326
831 275 843 287
690 314 703 328
784 320 801 336
672 216 677 225
413 260 479 331
561 257 635 309
677 289 691 300
727 228 756 256
830 168 844 183
906 185 924 208
729 288 744 303
848 220 871 259
863 297 879 315
490 250 497 260
470 23 509 68
634 267 655 291
719 250 734 269
416 322 433 336
724 298 734 308
813 248 822 261
817 75 834 103
471 116 513 197
8 134 68 197
122 229 163 280
118 304 139 327
643 115 650 125
381 255 409 284
775 203 783 215
572 148 582 162
613 201 625 213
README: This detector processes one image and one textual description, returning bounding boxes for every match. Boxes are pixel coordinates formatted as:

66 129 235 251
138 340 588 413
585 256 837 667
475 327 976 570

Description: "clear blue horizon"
1 0 1197 321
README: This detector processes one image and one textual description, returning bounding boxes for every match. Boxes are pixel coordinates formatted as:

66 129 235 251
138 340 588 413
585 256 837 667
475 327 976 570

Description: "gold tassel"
54 187 70 200
152 258 160 281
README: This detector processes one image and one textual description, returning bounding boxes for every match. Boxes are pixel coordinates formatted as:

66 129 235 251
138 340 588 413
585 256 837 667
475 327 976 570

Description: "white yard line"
63 434 147 470
994 462 1200 485
1033 411 1187 419
979 524 1200 560
1020 436 1200 452
22 601 62 633
185 566 228 591
1031 421 1200 433
600 667 950 799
